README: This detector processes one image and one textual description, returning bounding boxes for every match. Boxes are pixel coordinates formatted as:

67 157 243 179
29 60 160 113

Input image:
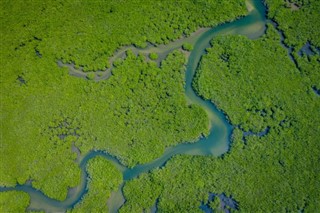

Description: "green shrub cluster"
120 25 320 212
266 0 320 49
0 47 208 201
182 43 194 51
149 52 159 60
0 2 246 201
0 0 246 72
70 157 122 212
0 2 247 201
0 191 30 212
4 0 318 211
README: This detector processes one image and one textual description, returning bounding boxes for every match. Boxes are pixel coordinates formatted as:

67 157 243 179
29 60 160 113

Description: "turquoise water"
0 1 267 212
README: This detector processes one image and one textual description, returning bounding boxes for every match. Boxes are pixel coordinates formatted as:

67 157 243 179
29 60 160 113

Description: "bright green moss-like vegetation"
0 0 247 199
266 0 320 48
149 52 159 60
182 43 194 51
194 25 303 132
86 73 95 80
0 0 247 71
0 0 248 204
70 157 122 212
0 0 246 203
0 47 208 200
1 0 319 211
0 191 30 212
121 26 320 212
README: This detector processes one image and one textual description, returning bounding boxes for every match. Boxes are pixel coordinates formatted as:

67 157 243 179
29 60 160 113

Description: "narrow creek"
0 0 267 212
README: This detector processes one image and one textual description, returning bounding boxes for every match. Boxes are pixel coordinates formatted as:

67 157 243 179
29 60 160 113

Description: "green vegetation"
0 191 30 212
266 0 320 49
0 0 249 205
296 49 320 91
70 157 122 212
0 47 208 200
182 43 194 51
1 0 319 211
194 25 303 133
0 0 247 202
121 25 320 212
0 0 247 71
266 0 320 93
208 197 223 212
86 73 95 80
149 52 159 60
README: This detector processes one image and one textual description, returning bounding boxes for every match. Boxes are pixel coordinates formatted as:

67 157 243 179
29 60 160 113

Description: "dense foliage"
1 0 319 211
0 0 248 203
0 0 246 72
0 48 208 200
0 191 30 212
121 26 320 212
70 157 122 212
266 0 320 49
149 52 159 60
182 43 194 51
194 25 305 133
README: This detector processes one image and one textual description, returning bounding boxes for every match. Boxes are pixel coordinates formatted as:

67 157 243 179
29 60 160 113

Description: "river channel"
0 0 267 212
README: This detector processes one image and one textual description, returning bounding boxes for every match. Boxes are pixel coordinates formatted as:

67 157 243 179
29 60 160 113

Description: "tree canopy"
120 24 320 212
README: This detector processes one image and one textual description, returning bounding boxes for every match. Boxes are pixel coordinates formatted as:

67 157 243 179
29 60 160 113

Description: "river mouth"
0 0 267 212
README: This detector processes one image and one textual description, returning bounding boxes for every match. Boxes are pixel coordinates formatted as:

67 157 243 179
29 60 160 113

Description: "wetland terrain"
1 0 319 212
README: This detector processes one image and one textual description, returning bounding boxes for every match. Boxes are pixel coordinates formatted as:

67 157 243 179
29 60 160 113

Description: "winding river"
0 1 267 212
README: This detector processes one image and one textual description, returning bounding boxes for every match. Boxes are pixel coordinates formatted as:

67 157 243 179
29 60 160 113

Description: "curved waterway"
0 1 267 212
